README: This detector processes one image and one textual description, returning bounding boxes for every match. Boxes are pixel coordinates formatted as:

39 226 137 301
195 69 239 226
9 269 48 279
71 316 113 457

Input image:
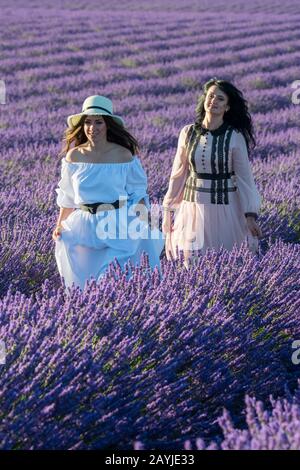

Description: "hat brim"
67 111 124 129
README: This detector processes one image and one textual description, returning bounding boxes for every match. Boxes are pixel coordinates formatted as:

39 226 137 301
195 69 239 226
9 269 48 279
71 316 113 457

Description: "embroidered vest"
182 123 236 205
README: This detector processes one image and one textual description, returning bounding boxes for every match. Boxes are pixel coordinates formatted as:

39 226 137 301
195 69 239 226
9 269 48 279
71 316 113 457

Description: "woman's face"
204 85 230 117
83 115 107 142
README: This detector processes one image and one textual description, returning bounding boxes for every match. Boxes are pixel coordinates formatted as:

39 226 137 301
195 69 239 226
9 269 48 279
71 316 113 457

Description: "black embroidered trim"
183 123 234 205
190 130 199 203
184 185 237 193
245 212 258 220
223 126 233 204
189 172 235 180
195 121 229 136
210 134 217 204
217 132 226 204
184 125 198 202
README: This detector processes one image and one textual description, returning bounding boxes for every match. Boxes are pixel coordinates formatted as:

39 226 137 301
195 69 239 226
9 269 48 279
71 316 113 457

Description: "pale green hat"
67 95 124 128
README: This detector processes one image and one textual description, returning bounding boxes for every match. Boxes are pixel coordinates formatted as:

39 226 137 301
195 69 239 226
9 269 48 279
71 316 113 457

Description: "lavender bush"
179 384 300 450
0 0 300 450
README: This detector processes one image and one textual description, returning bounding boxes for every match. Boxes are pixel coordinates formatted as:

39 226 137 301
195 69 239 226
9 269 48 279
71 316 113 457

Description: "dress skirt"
165 193 259 259
55 207 164 290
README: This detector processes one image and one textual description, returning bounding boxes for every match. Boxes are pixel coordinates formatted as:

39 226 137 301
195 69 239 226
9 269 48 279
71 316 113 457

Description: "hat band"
84 106 112 115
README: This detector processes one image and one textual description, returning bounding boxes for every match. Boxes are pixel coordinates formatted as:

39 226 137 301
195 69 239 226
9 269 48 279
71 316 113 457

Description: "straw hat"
67 95 124 128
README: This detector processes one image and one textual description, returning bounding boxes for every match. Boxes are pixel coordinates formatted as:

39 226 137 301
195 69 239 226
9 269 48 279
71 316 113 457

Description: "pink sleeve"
163 125 190 210
232 131 261 215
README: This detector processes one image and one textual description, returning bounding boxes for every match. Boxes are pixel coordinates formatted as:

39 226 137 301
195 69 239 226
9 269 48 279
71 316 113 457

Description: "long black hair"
195 78 256 151
60 115 139 156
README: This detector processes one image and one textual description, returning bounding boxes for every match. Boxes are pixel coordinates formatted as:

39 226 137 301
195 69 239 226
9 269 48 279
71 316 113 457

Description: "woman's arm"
162 125 190 233
232 132 262 238
52 207 76 241
53 159 78 241
56 207 75 226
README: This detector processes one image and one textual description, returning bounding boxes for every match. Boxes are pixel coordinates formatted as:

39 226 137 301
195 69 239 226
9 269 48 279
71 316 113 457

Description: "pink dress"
163 122 261 259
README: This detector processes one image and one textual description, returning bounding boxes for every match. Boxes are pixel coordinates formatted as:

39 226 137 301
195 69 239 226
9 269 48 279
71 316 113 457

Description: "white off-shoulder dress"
163 122 261 259
55 156 164 289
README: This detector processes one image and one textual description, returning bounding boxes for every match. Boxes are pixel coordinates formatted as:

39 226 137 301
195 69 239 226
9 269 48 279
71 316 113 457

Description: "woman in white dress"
162 78 263 267
53 95 164 290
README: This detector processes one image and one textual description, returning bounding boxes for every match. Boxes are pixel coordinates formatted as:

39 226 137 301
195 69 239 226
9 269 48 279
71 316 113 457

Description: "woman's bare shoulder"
106 144 134 163
65 144 134 163
117 146 135 162
65 147 85 162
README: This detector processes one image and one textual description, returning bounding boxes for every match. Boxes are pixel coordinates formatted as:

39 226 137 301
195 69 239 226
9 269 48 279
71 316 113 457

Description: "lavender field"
1 0 300 450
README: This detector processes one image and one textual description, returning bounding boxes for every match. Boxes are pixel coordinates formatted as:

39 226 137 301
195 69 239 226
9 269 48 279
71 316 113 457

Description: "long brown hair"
60 115 139 156
195 78 256 151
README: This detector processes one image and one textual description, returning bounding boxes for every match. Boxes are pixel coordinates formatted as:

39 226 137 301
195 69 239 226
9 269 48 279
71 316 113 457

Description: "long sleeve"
163 125 190 210
125 157 150 209
232 131 261 216
55 159 78 208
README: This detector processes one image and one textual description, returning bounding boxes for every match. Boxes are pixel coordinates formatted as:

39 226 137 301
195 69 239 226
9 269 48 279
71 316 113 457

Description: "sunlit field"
0 0 300 450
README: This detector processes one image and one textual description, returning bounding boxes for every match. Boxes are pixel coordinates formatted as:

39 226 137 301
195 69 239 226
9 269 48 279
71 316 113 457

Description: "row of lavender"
2 0 300 13
1 10 299 159
214 385 300 450
1 240 300 449
1 0 300 449
137 385 300 450
1 139 299 296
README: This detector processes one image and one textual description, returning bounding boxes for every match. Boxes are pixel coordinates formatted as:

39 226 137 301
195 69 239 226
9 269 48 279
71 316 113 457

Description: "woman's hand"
52 208 75 241
246 216 263 238
52 225 63 241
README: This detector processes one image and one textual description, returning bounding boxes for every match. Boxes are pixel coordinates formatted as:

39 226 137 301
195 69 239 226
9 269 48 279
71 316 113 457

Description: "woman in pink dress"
162 78 263 267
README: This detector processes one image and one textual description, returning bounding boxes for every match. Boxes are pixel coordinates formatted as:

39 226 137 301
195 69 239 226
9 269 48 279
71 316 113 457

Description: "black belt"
79 200 121 214
190 172 235 180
